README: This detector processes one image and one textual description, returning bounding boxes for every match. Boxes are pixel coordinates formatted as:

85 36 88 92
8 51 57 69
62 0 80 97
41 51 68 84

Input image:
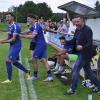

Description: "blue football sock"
33 71 38 77
13 61 28 73
6 61 12 80
47 70 52 77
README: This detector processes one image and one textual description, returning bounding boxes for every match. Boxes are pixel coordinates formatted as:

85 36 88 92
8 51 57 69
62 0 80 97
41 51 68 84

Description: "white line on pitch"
19 54 28 100
24 58 37 100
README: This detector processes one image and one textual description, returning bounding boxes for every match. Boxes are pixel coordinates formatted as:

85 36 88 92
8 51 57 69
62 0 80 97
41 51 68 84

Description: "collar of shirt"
9 21 15 27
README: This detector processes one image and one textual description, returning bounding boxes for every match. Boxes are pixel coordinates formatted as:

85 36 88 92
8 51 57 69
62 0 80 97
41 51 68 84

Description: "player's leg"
29 41 36 62
54 54 66 74
42 58 53 82
31 57 38 80
39 45 53 81
1 49 13 84
10 46 30 78
52 52 60 71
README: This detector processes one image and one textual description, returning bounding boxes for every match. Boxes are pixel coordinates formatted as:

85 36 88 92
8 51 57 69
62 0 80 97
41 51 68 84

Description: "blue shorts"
33 44 47 59
8 44 21 61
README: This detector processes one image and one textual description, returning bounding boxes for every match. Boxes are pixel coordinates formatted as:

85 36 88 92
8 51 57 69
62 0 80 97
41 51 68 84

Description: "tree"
51 14 64 22
17 1 37 22
9 1 53 22
95 1 100 11
35 2 53 20
8 6 15 12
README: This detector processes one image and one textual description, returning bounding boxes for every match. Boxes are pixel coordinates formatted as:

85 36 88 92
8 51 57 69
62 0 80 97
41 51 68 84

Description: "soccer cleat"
53 66 63 74
90 87 100 94
1 79 12 84
43 77 53 82
26 71 31 80
64 88 76 95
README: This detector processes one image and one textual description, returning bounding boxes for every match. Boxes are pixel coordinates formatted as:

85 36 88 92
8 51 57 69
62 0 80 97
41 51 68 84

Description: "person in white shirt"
57 20 68 35
67 18 76 35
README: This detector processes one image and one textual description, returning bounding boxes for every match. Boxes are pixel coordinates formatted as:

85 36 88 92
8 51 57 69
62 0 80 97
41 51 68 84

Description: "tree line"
8 1 53 22
0 1 100 23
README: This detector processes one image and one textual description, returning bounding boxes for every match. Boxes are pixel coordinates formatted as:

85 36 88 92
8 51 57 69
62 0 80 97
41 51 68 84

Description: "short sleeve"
33 23 39 34
13 24 21 35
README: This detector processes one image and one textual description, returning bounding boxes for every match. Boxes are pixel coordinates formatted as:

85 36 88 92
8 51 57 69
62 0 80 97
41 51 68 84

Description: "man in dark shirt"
65 17 100 95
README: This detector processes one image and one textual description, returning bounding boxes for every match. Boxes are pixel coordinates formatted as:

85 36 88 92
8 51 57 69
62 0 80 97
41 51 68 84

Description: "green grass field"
0 23 100 100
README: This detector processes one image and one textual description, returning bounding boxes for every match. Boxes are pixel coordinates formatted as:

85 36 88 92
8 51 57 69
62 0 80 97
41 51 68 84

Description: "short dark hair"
75 16 85 23
79 17 85 22
27 14 36 19
6 12 14 17
59 36 65 40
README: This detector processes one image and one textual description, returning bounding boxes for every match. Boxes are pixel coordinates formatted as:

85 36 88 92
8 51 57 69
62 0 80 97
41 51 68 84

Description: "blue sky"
0 0 99 12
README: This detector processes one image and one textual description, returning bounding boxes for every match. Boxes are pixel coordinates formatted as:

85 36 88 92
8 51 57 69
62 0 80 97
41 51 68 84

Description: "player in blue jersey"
29 29 36 62
20 14 53 81
0 13 30 84
22 22 36 62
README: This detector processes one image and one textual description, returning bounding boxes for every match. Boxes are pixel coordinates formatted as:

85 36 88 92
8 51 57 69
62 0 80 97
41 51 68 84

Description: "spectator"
65 17 100 95
68 18 76 35
57 20 68 36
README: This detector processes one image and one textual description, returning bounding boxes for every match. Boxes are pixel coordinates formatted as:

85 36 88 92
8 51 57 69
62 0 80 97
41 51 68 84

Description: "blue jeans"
71 54 100 90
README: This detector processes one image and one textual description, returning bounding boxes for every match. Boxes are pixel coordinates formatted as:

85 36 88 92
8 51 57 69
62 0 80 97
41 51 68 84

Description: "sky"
0 0 99 13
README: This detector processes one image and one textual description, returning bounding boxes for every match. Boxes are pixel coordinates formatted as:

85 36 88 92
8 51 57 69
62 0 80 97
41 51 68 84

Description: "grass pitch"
0 23 100 100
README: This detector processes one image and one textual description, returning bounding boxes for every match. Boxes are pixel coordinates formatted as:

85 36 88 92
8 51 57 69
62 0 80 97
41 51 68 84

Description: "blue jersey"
29 25 36 43
7 22 21 61
7 22 21 46
33 22 46 45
